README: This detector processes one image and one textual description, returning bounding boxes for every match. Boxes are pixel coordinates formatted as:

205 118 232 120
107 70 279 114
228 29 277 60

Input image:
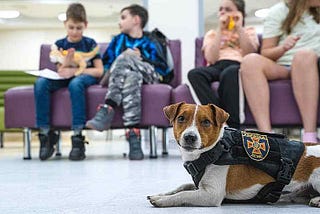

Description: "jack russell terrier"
148 102 320 207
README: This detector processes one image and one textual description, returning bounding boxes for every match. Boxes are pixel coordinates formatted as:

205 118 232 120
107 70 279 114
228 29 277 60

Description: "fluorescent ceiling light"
0 10 20 19
58 13 66 21
255 8 269 18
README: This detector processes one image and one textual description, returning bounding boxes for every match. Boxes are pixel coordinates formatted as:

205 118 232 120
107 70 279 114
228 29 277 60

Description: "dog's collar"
183 135 230 188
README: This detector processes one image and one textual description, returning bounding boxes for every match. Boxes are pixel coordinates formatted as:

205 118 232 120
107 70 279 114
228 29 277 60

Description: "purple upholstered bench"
172 37 320 128
5 40 181 159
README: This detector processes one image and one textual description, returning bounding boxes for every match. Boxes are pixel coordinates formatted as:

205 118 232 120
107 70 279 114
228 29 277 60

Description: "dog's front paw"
309 196 320 207
147 195 168 207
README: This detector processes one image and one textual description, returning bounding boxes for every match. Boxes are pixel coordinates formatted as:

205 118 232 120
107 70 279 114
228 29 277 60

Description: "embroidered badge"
241 131 270 161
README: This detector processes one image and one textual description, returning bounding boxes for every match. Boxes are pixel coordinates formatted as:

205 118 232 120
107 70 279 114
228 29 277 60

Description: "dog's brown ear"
163 102 185 124
209 104 229 126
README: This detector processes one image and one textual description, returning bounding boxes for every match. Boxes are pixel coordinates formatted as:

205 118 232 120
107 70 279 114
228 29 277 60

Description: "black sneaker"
126 128 144 160
39 130 59 161
69 135 88 161
86 104 115 131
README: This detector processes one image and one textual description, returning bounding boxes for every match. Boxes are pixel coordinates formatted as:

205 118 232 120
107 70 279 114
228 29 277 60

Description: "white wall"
146 0 202 84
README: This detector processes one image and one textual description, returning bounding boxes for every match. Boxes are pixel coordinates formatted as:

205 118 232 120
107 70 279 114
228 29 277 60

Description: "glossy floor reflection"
0 130 318 214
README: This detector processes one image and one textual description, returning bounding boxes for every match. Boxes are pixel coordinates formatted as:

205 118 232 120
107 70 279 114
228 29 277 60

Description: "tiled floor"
0 130 318 214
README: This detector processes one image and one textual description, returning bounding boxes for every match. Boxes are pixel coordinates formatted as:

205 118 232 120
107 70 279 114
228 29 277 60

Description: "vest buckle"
184 162 199 176
277 158 294 185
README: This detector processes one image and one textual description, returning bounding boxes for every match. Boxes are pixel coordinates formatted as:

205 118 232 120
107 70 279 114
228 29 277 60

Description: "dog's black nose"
183 133 197 144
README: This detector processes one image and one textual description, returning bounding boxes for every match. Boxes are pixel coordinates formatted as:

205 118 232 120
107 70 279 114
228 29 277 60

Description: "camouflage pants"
106 52 160 126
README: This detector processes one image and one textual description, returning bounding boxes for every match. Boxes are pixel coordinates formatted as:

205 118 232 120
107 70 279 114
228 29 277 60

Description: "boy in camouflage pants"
86 4 167 160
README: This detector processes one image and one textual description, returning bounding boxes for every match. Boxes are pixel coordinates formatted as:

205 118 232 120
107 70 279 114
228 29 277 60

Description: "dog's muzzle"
181 132 198 150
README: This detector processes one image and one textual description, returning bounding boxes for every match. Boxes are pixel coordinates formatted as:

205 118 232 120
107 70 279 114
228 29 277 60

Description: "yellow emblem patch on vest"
241 131 270 161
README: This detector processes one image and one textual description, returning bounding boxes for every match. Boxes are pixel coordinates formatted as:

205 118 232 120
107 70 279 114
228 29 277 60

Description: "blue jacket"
102 33 168 76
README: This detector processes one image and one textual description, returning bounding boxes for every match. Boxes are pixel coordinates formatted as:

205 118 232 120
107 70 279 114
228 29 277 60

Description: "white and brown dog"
148 102 320 207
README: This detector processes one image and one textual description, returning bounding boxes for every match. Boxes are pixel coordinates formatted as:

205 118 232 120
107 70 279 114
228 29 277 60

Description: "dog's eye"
201 119 211 127
177 116 185 123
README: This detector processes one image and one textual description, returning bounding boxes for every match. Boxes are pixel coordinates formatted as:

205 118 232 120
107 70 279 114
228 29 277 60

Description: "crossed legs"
241 51 319 142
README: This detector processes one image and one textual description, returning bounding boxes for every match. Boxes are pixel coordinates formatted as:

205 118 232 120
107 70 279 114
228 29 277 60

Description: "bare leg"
240 53 290 132
291 50 319 141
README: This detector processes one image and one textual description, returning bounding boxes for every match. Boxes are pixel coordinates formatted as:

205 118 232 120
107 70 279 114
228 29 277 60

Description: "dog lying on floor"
147 102 320 207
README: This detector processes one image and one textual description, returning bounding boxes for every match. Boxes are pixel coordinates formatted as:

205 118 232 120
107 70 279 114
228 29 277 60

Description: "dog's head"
164 102 229 154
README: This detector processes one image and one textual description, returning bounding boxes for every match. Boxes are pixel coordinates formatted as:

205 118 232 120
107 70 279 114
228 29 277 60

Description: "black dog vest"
184 128 305 203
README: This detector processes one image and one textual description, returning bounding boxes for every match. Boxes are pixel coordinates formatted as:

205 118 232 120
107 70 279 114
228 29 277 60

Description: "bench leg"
105 129 113 141
162 128 168 156
23 128 32 160
149 126 158 158
0 132 3 148
55 130 62 156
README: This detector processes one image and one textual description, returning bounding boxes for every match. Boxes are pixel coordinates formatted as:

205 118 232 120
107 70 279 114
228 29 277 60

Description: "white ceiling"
0 0 281 29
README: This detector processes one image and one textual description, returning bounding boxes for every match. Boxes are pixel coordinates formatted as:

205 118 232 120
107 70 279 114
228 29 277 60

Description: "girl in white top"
240 0 320 143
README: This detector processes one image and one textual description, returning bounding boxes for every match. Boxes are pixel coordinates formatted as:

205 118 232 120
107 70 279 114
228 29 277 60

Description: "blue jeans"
34 74 98 130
